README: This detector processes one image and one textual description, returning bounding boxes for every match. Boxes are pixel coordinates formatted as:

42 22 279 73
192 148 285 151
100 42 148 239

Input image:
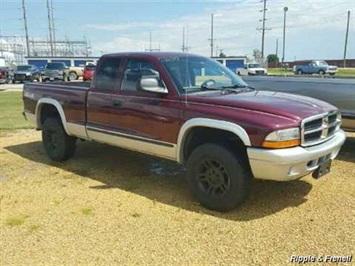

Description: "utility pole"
282 7 288 63
21 0 30 57
50 0 56 56
276 38 278 57
210 13 214 57
343 10 350 68
46 0 54 56
182 27 187 52
149 30 152 52
261 0 267 59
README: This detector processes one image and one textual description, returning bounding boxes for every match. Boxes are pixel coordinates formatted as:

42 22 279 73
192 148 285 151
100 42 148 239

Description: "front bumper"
247 130 346 181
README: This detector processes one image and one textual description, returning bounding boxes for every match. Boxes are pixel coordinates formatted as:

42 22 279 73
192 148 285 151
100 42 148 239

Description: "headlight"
26 72 31 76
262 127 300 149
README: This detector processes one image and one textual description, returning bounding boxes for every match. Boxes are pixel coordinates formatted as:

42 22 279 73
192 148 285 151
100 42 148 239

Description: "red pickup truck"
23 52 346 211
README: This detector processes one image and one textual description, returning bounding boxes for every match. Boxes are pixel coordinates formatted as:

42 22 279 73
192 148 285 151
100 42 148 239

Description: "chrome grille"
301 111 341 146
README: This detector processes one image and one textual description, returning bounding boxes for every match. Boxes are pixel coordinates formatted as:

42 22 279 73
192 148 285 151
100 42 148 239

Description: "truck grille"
301 111 341 146
14 74 26 80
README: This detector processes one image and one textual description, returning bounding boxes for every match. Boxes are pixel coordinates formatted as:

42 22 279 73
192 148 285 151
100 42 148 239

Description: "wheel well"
39 104 60 127
182 127 248 164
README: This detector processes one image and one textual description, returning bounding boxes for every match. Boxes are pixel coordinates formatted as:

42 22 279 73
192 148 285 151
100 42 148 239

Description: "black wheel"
42 117 76 162
319 70 325 75
186 143 252 211
297 69 303 75
12 80 15 84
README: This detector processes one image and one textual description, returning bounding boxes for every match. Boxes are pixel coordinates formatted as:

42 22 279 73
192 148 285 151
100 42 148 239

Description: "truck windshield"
46 63 65 70
17 65 32 71
248 64 262 68
160 55 247 94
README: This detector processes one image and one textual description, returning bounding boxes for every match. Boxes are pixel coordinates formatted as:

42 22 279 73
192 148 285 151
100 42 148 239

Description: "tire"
186 143 252 212
12 80 15 84
297 69 303 75
319 70 325 75
42 117 76 162
69 71 78 81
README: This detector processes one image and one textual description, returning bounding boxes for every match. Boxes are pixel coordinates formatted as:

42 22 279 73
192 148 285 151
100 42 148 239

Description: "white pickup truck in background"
237 63 267 76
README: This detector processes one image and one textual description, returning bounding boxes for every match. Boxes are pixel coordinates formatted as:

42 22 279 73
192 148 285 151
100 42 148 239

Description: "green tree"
267 54 279 63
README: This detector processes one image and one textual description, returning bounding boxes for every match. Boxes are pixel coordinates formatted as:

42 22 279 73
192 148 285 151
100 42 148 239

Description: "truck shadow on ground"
336 135 355 163
5 140 318 221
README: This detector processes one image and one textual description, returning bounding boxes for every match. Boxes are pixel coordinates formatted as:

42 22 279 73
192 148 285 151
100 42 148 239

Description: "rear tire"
297 69 303 75
42 117 76 162
186 143 252 211
319 70 325 75
69 71 78 81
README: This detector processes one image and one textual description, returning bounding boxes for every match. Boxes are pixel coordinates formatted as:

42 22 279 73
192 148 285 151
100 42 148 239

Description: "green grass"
0 92 34 130
338 68 355 75
5 215 30 227
267 67 355 76
81 207 94 216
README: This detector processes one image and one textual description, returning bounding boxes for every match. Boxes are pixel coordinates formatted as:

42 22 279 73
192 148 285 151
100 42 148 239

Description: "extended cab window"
121 59 163 91
95 58 121 90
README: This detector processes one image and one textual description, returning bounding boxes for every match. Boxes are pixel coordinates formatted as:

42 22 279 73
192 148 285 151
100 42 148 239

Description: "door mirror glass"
139 78 168 94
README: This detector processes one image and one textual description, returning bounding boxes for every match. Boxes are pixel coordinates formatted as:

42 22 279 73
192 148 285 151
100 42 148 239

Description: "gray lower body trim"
67 123 88 139
87 127 177 161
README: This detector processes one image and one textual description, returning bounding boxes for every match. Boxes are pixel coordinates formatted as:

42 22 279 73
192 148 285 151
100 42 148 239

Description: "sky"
0 0 354 61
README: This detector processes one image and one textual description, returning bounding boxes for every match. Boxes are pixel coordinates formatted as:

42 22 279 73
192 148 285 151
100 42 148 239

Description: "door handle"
112 100 122 107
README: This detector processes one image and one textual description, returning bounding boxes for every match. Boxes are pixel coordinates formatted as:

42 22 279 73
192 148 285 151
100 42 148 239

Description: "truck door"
86 56 180 160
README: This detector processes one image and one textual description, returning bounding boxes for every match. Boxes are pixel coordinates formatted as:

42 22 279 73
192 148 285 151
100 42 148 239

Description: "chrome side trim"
87 127 177 161
176 118 251 163
67 123 88 139
35 98 71 135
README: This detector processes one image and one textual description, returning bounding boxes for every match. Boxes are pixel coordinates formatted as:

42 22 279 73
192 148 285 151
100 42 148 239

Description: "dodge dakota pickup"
23 52 346 211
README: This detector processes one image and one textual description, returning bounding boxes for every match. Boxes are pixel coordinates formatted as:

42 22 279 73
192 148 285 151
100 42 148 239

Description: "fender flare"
176 118 251 163
35 98 70 135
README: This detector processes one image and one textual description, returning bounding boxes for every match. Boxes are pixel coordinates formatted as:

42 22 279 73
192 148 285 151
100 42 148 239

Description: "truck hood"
187 90 336 121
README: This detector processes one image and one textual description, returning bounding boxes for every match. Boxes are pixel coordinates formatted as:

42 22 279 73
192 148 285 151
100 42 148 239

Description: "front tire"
319 70 325 75
42 117 76 162
186 143 252 211
297 69 303 75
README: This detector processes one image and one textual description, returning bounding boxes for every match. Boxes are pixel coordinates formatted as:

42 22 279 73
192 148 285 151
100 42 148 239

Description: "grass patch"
0 92 34 130
81 207 93 216
5 214 30 227
28 224 41 233
338 68 355 75
267 67 355 76
131 212 141 218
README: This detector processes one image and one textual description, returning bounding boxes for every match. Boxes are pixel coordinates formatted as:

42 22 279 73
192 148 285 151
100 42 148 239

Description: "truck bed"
23 81 90 129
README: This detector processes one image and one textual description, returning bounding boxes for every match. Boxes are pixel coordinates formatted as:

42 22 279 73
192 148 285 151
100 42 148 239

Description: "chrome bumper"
247 130 346 181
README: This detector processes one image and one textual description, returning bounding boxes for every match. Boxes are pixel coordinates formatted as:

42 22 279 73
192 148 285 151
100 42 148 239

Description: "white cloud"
88 0 354 60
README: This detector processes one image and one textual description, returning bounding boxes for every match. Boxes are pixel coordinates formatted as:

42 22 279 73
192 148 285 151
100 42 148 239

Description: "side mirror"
139 78 168 94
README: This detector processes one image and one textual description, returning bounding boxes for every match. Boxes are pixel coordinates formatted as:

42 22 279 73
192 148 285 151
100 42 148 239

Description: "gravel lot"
0 130 354 265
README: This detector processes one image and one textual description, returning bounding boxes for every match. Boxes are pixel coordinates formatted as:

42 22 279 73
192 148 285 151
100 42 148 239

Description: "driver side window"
121 59 163 91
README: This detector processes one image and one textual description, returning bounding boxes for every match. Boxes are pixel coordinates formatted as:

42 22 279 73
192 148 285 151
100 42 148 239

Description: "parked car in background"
293 60 338 75
68 66 84 81
0 67 12 84
42 62 70 82
12 65 41 83
83 64 95 81
237 63 267 76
